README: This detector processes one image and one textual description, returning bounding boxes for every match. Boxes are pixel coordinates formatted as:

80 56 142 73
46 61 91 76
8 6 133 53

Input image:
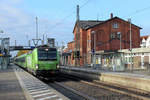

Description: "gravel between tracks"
48 74 142 100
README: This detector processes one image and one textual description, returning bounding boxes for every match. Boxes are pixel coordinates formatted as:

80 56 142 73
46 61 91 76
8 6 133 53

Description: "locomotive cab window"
38 48 57 60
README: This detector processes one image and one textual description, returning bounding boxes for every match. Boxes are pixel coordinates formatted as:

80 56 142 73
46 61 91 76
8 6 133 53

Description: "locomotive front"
36 47 59 76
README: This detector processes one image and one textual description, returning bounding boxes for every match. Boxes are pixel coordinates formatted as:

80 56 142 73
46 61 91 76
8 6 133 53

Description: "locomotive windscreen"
38 48 57 60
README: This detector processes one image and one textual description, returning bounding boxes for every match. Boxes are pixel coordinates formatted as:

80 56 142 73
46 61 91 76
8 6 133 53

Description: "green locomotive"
14 46 59 77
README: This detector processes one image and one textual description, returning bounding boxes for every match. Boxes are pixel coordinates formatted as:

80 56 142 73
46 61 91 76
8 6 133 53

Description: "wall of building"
64 17 141 67
124 53 150 70
73 27 88 66
90 18 140 51
87 29 92 65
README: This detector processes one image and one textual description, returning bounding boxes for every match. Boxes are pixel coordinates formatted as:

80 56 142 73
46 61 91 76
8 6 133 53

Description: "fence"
60 48 150 75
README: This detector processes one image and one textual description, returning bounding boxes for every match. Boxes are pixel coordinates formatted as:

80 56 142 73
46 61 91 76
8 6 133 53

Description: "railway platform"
0 64 69 100
60 66 150 93
0 65 26 100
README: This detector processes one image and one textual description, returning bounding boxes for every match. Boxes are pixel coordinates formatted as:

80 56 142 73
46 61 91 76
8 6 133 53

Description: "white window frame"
112 23 119 29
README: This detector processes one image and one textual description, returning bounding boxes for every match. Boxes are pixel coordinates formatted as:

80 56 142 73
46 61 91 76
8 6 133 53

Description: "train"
14 45 59 77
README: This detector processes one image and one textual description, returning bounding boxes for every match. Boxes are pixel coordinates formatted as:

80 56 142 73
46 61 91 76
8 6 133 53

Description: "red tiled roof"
140 35 149 41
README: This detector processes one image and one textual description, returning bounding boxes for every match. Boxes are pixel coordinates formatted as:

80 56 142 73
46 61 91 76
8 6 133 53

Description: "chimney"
110 13 113 19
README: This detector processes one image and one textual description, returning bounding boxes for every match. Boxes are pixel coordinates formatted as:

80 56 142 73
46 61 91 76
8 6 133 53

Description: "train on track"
14 45 59 77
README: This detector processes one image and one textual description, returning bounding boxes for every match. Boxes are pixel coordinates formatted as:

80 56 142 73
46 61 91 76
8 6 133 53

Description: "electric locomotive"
14 45 59 77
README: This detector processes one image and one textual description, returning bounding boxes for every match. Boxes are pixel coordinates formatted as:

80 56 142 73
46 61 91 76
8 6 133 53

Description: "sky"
0 0 150 47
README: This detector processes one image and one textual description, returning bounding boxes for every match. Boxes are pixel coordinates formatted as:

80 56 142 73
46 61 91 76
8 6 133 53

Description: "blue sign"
92 49 95 54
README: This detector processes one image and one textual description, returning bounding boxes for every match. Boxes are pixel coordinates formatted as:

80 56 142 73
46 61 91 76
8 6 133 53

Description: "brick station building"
61 41 74 66
63 14 142 66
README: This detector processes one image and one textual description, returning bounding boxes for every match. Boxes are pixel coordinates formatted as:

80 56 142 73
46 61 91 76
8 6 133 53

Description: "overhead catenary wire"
50 2 150 34
123 5 150 18
48 1 150 46
48 0 91 32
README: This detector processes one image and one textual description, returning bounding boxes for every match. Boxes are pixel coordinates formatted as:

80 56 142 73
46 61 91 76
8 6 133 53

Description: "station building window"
110 33 116 39
112 23 119 29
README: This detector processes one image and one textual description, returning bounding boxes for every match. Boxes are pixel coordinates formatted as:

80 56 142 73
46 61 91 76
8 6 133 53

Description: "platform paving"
14 65 69 100
0 66 26 100
60 65 150 79
0 64 69 100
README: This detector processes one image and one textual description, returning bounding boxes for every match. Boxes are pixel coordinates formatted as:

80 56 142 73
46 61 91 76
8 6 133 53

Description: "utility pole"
26 33 29 46
56 42 58 48
97 13 99 21
46 34 48 44
75 5 80 66
61 41 64 66
91 31 96 68
42 33 47 45
32 17 41 47
120 32 122 50
36 17 38 40
129 18 133 72
15 40 17 46
28 40 31 46
42 34 45 45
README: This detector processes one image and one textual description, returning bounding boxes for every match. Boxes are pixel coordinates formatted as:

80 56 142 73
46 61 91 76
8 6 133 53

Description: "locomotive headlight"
36 64 38 69
45 48 48 51
57 65 59 69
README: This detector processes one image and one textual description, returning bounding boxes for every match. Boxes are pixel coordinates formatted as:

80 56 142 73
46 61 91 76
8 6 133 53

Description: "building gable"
86 17 142 30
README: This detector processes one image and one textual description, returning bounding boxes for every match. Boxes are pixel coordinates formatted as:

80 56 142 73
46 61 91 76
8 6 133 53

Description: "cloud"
36 18 74 45
0 0 74 48
0 1 38 46
0 0 32 45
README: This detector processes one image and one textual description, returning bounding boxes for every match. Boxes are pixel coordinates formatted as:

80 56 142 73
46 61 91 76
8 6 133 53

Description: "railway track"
46 73 150 100
47 78 95 100
17 65 150 100
92 80 150 99
64 73 150 100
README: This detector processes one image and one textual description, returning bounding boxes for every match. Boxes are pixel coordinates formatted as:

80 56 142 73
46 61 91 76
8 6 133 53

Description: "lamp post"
129 18 133 72
91 31 96 68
